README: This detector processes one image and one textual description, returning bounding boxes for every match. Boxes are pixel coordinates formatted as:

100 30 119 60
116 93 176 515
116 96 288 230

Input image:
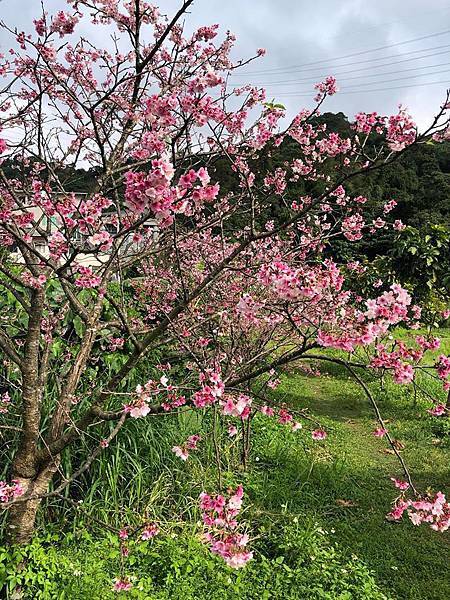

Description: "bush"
0 522 389 599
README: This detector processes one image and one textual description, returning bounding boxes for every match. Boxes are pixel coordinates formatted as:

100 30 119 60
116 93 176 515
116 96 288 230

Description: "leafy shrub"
0 522 389 599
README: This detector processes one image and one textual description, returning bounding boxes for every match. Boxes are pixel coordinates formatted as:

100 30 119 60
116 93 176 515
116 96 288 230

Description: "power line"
230 44 450 80
272 79 450 98
264 69 450 96
237 28 450 75
232 28 450 76
248 60 450 88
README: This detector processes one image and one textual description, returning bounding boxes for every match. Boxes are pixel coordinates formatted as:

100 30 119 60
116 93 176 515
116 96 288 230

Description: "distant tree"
389 224 450 316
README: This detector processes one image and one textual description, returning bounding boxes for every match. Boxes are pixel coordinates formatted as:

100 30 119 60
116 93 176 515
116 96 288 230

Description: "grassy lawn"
2 331 448 599
252 328 450 600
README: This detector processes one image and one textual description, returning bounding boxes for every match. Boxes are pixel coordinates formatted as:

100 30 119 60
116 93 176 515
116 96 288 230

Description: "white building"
8 192 158 268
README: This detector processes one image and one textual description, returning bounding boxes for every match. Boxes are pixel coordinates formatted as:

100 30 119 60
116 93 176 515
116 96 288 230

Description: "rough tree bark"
7 464 59 545
7 288 47 545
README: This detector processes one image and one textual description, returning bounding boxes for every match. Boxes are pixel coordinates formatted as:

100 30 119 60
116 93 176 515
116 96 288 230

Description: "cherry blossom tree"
0 0 449 563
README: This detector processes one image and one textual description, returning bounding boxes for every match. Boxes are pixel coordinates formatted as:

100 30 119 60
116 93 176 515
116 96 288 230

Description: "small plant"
0 524 389 600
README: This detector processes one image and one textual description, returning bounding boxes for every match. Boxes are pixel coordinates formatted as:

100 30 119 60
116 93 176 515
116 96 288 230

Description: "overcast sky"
1 0 450 130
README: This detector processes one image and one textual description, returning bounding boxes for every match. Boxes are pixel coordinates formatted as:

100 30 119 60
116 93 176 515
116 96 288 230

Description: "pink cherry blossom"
267 378 281 390
388 492 449 532
172 434 201 461
393 363 414 384
172 445 189 461
427 404 446 417
314 76 338 102
125 399 151 419
200 486 252 568
228 425 238 437
0 391 11 414
141 523 160 540
113 579 133 592
393 219 406 231
221 394 252 419
260 405 275 417
373 427 388 438
391 478 410 491
75 266 102 289
0 480 23 503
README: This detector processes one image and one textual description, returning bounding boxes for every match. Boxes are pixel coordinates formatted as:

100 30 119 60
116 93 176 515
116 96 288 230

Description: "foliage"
271 113 450 308
218 111 450 310
0 1 450 589
2 332 450 598
0 525 389 599
389 224 450 309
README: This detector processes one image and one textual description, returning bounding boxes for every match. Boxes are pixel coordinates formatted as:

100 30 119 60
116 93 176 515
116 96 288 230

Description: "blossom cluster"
193 370 224 408
75 265 102 289
200 485 253 568
316 283 418 353
35 11 79 38
113 579 133 592
436 354 450 391
370 335 450 395
113 521 160 591
221 394 252 419
314 76 338 102
141 522 160 540
124 373 182 418
0 391 11 414
172 434 201 461
388 492 449 532
0 479 23 503
276 407 302 432
124 162 219 227
353 107 417 152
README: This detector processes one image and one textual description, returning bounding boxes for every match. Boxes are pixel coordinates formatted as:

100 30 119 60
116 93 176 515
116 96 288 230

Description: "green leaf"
263 101 286 110
73 315 84 338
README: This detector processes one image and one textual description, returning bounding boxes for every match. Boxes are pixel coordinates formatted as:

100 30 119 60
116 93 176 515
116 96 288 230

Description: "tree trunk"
7 464 58 545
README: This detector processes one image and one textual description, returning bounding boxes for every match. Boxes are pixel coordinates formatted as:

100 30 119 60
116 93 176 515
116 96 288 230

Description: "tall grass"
3 329 449 599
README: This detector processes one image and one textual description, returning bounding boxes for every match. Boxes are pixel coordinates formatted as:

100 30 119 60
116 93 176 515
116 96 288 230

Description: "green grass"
3 330 449 599
254 328 450 600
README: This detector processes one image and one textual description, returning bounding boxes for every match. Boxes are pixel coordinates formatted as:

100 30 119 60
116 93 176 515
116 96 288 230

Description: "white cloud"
0 0 448 129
